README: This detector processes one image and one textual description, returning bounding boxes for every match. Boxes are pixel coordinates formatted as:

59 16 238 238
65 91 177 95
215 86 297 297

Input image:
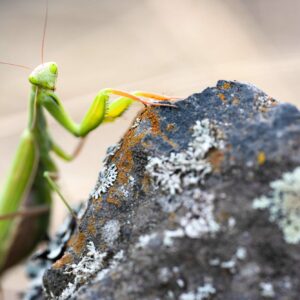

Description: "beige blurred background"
1 0 300 297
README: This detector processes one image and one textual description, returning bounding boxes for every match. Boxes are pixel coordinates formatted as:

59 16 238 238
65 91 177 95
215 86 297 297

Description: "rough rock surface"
27 80 300 300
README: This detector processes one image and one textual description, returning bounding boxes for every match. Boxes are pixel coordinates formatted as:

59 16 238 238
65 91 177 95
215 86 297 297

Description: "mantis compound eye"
50 63 57 75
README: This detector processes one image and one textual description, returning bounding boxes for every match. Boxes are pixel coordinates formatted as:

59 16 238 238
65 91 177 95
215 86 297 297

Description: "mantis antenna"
0 0 48 69
0 62 31 70
41 0 49 64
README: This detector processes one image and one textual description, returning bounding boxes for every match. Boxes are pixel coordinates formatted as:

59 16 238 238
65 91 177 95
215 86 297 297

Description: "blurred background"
1 0 300 297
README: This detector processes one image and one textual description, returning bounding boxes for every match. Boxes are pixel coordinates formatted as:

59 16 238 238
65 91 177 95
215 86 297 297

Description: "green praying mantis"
0 5 176 276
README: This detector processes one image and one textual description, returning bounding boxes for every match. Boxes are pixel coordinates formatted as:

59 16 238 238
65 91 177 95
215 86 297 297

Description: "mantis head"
29 62 58 90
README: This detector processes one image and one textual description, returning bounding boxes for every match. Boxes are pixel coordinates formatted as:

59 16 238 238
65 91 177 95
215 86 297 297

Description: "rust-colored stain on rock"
67 231 87 255
52 253 74 269
217 93 226 102
222 82 232 90
166 123 176 132
106 195 122 207
87 216 97 237
207 149 225 172
142 108 178 148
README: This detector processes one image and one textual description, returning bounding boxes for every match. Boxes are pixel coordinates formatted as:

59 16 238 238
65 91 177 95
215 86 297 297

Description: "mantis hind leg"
43 171 77 220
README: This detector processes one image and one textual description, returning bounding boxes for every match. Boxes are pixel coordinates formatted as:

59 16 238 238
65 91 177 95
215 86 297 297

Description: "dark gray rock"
27 80 300 300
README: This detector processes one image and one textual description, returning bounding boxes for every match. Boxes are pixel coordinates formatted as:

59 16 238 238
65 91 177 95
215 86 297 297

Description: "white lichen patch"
90 164 118 199
177 278 185 288
259 282 275 298
179 282 216 300
102 143 121 164
95 249 125 282
136 229 185 249
137 191 220 248
163 228 185 246
209 258 221 266
59 242 107 300
120 186 130 197
136 232 158 248
146 119 224 195
101 219 120 247
253 167 300 244
220 260 236 273
254 94 278 112
235 247 247 260
209 246 247 273
119 176 135 198
228 217 236 229
131 117 141 128
180 191 220 238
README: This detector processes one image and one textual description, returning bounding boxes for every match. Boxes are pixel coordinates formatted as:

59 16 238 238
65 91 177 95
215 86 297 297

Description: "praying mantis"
0 4 176 276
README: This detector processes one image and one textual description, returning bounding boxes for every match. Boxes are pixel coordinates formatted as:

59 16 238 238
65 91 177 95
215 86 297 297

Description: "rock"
26 80 300 300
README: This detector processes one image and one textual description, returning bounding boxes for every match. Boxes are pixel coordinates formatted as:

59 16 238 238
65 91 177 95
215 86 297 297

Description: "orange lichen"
257 151 266 166
141 175 151 193
112 130 144 186
207 149 225 172
68 231 87 255
222 82 232 90
106 107 177 204
166 123 176 132
142 108 178 148
106 196 121 207
52 253 73 269
117 108 178 194
87 217 97 237
218 93 226 102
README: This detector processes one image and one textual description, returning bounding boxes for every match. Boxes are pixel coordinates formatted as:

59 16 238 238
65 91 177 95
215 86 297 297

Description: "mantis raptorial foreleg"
41 88 175 138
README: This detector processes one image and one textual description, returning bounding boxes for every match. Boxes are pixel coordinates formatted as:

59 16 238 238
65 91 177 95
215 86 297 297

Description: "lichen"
179 282 216 300
235 247 247 260
58 241 107 300
254 94 278 112
180 191 220 238
95 250 124 282
101 219 120 247
137 232 159 248
136 191 220 247
146 119 224 195
209 246 247 273
253 167 300 244
259 282 275 298
131 117 141 128
90 164 118 199
102 143 121 164
163 229 185 246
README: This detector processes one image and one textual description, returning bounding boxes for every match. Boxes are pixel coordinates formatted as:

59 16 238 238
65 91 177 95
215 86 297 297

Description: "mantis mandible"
0 4 176 276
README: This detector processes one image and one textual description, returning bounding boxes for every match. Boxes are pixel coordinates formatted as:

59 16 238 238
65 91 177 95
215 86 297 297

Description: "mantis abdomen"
0 129 50 272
